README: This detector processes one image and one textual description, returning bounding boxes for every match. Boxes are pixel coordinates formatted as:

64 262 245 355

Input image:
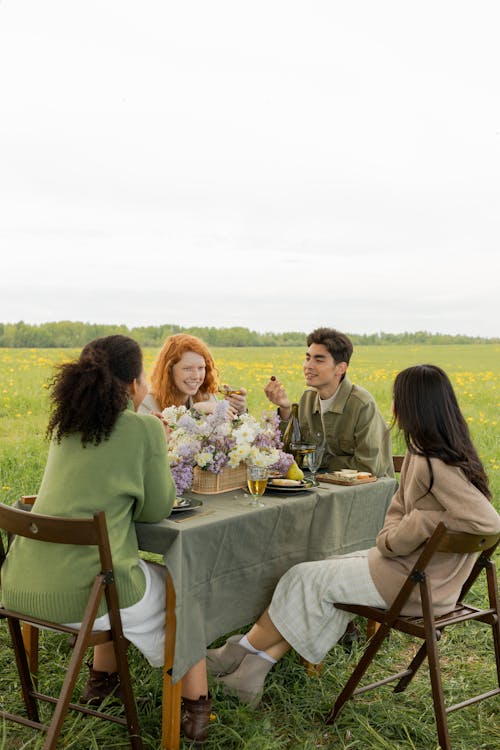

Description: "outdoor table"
136 476 398 750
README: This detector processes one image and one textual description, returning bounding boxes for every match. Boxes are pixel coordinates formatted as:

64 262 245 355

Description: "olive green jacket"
295 378 393 477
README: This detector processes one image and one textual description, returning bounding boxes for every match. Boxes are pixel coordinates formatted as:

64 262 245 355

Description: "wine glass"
246 465 268 507
305 442 326 484
289 442 317 470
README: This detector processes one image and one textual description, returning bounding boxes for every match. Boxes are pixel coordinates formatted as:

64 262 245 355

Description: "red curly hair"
149 334 220 409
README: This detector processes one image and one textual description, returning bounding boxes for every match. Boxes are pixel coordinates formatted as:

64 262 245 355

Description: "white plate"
265 480 314 493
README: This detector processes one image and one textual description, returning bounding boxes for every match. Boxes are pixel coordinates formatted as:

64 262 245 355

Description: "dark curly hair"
46 335 143 446
393 364 491 499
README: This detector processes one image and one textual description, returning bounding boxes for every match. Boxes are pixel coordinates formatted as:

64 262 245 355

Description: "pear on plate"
286 461 304 481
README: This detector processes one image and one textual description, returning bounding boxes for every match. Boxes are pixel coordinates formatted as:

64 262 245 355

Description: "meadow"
0 344 499 749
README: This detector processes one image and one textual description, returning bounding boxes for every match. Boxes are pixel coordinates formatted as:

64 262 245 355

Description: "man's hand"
264 376 292 420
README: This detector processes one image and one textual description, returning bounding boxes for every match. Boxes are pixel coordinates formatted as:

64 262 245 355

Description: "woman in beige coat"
206 364 500 705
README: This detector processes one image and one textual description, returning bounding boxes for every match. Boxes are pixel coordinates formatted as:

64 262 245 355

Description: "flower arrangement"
163 401 293 495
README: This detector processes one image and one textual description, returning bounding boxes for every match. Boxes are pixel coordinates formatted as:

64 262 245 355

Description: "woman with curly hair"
140 333 247 418
206 364 500 707
2 335 213 743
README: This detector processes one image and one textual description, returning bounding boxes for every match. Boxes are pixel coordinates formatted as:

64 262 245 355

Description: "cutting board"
317 473 377 486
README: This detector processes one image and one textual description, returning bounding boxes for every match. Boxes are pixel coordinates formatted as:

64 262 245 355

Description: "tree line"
0 321 498 348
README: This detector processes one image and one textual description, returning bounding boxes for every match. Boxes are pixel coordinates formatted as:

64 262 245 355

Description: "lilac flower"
171 461 194 495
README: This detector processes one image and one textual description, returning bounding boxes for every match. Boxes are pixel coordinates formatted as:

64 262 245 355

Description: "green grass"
1 345 500 748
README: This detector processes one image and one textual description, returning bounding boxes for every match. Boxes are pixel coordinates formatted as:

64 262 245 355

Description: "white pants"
268 550 386 664
66 559 167 667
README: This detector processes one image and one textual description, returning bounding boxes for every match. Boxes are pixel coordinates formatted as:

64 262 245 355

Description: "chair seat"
335 601 498 636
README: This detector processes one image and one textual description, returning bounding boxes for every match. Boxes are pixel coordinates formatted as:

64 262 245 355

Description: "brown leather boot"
181 694 213 743
80 664 122 706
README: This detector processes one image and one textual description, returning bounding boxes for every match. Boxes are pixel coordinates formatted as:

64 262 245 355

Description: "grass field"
1 345 499 749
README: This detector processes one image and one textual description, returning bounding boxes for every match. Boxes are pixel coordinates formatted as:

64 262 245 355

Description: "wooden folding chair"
392 454 404 473
325 522 500 750
0 502 143 749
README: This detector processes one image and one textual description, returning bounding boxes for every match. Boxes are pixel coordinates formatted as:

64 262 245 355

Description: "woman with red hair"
140 333 247 418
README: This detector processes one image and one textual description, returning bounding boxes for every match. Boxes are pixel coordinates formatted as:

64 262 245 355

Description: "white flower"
161 405 187 427
228 442 252 465
247 446 280 468
233 424 257 444
195 451 213 468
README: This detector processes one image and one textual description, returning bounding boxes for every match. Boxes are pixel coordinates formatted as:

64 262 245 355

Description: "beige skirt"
268 549 386 664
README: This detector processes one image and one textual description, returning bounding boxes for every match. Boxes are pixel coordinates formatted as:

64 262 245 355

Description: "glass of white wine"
246 464 268 508
290 442 316 470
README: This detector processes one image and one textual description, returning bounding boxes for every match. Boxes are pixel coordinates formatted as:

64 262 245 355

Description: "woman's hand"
224 386 247 416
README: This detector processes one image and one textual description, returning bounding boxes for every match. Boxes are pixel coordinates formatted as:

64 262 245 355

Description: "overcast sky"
1 1 499 336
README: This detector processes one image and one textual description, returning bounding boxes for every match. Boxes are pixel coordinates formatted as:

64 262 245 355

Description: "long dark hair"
47 335 143 446
393 364 490 499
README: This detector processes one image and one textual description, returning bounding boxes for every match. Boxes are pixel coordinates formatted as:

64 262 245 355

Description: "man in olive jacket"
264 327 393 477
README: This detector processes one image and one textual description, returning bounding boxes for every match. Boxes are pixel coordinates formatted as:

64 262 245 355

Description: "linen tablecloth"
136 477 398 683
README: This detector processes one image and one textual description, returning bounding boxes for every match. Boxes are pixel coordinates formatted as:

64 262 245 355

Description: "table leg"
366 619 380 639
22 622 39 688
301 657 323 677
162 570 182 750
19 499 39 688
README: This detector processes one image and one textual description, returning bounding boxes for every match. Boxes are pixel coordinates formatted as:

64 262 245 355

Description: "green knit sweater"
1 405 175 622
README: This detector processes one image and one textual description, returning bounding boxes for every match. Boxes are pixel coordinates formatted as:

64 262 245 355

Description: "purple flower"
269 451 294 475
170 461 194 495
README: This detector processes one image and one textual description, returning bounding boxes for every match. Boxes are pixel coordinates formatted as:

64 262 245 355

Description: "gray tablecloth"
136 477 398 683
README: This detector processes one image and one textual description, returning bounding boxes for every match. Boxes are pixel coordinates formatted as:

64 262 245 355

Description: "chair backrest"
392 455 404 473
386 522 500 618
0 503 113 576
437 528 500 555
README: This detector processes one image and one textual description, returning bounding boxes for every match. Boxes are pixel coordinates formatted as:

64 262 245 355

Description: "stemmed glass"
305 436 326 485
246 465 268 508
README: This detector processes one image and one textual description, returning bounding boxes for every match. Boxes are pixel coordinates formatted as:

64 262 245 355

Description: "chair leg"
44 578 107 749
9 619 40 722
325 623 391 724
43 628 95 749
486 563 500 688
114 639 143 750
420 585 451 750
394 641 428 693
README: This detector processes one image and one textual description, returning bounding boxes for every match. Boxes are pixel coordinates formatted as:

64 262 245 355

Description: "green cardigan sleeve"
133 415 176 522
